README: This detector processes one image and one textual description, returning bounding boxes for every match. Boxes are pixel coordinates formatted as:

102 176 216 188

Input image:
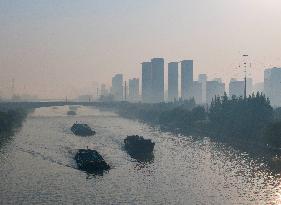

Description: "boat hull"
124 135 155 162
75 149 110 174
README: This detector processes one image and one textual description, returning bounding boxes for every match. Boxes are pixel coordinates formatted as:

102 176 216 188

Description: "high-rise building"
198 74 207 104
229 78 244 97
112 74 123 101
214 78 223 83
168 62 178 102
100 84 108 96
229 77 252 98
191 81 202 104
206 80 225 104
253 82 264 93
181 60 193 99
264 67 281 106
151 58 164 103
142 62 152 103
129 78 140 102
264 69 271 98
246 78 253 96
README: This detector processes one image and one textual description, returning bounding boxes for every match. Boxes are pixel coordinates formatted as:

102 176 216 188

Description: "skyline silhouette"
1 0 281 99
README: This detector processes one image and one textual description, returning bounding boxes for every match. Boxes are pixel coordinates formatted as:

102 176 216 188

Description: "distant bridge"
0 101 101 110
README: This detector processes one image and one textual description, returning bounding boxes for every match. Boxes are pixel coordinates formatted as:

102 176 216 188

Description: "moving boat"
124 135 155 154
67 110 76 115
75 149 110 174
71 123 96 136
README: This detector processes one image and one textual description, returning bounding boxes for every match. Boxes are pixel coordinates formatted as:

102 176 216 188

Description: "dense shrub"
209 92 273 139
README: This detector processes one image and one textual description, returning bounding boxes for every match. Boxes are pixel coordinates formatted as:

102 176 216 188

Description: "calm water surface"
0 106 280 205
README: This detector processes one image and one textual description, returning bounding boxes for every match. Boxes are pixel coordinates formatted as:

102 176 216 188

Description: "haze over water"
0 106 280 204
1 1 281 204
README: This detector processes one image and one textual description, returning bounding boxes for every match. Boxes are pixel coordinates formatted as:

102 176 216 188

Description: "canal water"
0 106 280 204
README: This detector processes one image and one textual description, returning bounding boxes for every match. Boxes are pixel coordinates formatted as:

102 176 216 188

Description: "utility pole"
244 67 247 99
243 55 249 99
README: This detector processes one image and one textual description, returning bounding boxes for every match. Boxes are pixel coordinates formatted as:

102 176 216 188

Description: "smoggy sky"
1 0 281 99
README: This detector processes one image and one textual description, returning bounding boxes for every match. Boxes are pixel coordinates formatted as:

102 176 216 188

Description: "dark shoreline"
0 108 31 138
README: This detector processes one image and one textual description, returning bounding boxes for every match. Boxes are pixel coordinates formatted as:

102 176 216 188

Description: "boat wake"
15 146 76 170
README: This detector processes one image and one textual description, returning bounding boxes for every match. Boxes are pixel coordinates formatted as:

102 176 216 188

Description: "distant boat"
69 106 79 111
75 149 110 174
67 110 76 115
71 123 96 136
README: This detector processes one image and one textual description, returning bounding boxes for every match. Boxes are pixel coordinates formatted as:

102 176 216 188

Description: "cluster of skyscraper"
107 58 224 105
109 74 140 102
228 67 281 107
142 58 226 104
104 59 281 107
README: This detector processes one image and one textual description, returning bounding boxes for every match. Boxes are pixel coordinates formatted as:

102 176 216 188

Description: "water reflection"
128 152 155 164
163 127 281 176
208 137 281 175
0 130 18 151
84 169 110 178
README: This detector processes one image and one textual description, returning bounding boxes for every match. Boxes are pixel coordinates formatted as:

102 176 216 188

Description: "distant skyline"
1 0 281 99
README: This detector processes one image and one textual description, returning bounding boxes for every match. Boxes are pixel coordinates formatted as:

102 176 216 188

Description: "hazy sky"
1 0 281 99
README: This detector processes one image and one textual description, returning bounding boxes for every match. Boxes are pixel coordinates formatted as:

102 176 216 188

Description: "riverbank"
95 93 281 153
